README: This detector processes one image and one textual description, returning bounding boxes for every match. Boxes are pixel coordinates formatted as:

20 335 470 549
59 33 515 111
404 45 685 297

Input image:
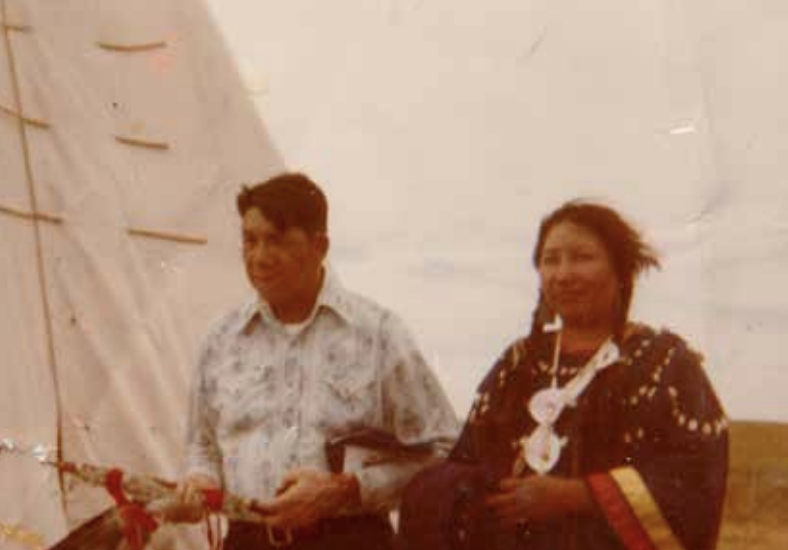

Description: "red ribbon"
202 488 225 512
105 469 128 505
104 468 159 550
201 489 225 550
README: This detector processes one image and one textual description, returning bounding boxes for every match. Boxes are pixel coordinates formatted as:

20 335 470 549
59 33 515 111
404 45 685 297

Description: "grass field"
717 421 788 550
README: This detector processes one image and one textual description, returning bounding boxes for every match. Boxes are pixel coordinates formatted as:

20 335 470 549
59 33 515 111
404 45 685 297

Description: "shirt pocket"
320 342 379 426
214 359 279 435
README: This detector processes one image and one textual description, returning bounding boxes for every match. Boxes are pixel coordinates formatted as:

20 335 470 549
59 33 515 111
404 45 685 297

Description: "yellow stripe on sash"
610 467 686 550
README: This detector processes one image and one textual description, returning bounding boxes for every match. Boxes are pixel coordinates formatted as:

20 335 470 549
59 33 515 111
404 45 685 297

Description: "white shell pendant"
528 387 565 425
514 336 619 477
591 340 620 372
522 424 565 474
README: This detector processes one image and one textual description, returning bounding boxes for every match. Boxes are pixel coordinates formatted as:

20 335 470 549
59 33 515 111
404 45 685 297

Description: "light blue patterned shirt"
185 269 458 513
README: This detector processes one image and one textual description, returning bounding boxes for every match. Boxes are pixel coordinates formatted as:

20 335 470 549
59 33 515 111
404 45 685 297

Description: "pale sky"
202 0 788 421
8 2 786 541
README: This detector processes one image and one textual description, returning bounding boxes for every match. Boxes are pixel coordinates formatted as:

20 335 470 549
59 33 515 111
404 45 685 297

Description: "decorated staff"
45 460 273 550
46 427 449 550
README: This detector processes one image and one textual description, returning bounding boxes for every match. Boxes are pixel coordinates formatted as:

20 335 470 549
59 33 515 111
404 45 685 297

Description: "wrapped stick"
47 459 267 523
46 460 286 550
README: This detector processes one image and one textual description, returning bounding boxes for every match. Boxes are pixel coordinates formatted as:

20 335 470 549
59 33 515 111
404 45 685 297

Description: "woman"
398 201 728 550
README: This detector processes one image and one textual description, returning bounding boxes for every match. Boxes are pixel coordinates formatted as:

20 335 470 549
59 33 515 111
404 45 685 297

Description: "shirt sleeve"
183 334 224 484
352 312 460 513
587 335 729 550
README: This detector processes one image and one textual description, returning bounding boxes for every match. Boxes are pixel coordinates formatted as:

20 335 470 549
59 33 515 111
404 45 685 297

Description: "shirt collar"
235 267 355 335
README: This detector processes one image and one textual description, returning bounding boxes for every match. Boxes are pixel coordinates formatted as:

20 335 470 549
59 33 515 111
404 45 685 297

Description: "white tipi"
1 0 282 546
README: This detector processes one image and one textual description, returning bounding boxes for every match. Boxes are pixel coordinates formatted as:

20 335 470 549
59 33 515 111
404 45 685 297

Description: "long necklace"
514 317 620 475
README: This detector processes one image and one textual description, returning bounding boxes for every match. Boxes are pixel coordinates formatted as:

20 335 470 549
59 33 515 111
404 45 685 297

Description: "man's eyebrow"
242 225 286 236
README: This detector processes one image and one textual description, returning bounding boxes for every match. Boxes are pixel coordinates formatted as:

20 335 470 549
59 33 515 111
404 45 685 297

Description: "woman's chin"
553 307 584 323
555 309 604 329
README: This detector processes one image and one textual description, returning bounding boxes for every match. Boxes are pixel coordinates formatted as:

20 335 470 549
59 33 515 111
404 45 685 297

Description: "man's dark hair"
531 199 660 339
236 172 328 234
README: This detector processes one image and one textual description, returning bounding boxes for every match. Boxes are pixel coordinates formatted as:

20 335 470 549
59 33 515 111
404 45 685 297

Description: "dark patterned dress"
401 324 728 550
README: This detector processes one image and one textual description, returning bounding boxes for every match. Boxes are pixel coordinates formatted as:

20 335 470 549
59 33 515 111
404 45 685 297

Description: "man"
182 173 458 549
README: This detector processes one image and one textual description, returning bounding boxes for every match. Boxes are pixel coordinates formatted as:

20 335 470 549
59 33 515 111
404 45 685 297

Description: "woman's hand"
485 475 595 528
254 469 361 530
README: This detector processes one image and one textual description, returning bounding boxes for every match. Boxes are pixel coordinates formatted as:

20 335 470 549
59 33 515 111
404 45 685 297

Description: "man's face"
241 207 327 311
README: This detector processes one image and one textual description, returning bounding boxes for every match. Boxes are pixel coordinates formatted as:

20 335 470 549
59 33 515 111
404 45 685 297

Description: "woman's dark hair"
237 172 327 234
530 200 660 341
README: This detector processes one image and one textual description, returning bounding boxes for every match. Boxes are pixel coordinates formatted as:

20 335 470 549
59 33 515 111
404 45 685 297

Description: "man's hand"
485 475 595 528
255 469 361 530
165 473 222 523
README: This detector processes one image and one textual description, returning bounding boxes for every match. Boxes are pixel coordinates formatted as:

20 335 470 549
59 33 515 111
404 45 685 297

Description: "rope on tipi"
0 202 63 224
126 227 207 245
0 102 51 128
0 19 31 33
97 41 168 53
0 0 69 516
114 135 170 150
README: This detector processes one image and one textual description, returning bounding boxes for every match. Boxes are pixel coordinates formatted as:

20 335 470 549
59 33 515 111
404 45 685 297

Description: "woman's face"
538 221 620 329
